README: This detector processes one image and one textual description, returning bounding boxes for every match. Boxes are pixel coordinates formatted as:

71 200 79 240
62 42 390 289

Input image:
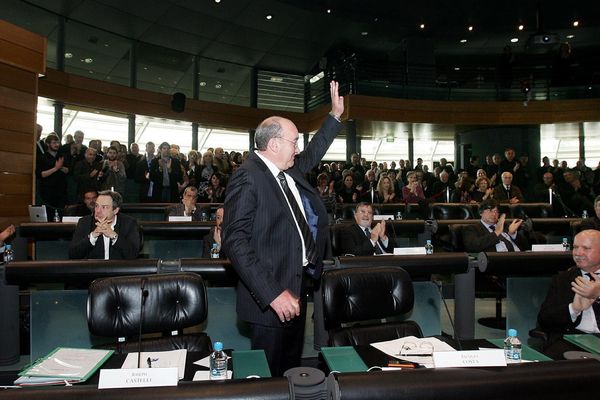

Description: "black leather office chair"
322 266 423 346
87 272 212 353
429 203 473 220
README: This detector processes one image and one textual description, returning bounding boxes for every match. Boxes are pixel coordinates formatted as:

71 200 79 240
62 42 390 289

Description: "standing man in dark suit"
538 229 600 357
69 190 140 260
222 81 344 376
462 198 529 253
339 202 396 256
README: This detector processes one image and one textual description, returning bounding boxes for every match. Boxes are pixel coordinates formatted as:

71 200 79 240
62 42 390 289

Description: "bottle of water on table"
504 328 522 363
209 341 228 380
425 240 434 255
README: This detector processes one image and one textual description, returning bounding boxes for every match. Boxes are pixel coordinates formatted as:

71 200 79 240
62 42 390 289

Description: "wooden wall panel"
0 20 45 226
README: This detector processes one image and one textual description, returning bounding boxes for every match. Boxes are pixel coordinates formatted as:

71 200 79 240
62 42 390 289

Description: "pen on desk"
147 357 152 368
387 362 416 368
398 354 433 357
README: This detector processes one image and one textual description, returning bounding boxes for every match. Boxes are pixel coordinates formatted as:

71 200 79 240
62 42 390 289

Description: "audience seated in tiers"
461 199 530 253
167 186 203 220
203 206 225 258
579 196 600 231
63 190 98 217
492 172 524 204
69 190 140 260
338 202 397 256
538 229 600 358
134 142 156 202
150 141 183 202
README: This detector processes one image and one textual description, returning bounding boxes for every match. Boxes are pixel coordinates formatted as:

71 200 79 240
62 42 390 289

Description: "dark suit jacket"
69 213 140 259
461 220 529 253
339 223 397 256
166 203 204 221
222 115 342 327
538 267 585 342
135 156 154 202
149 156 183 202
493 184 525 203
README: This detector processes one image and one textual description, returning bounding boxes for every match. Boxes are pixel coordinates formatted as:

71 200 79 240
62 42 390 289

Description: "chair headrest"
322 266 414 329
87 272 207 337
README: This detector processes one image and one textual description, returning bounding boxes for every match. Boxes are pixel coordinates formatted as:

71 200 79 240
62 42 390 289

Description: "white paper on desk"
370 336 456 368
192 370 232 381
122 349 187 379
193 354 231 368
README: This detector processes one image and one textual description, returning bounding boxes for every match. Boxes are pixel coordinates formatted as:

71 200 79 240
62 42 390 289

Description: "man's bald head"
573 230 600 273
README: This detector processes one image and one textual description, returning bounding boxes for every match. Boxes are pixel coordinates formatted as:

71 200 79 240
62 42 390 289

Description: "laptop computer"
28 205 48 222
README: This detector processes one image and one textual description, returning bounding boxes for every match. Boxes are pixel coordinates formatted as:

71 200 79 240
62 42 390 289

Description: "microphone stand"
552 191 576 218
137 278 149 369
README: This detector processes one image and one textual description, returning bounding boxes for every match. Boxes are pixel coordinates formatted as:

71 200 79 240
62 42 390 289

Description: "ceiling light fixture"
199 82 207 87
573 20 579 27
419 23 425 29
454 67 460 71
566 34 575 39
510 38 519 43
266 14 272 20
214 0 221 3
468 25 473 32
64 52 73 59
83 58 93 64
361 31 368 36
326 9 331 14
460 39 467 43
215 82 222 89
518 24 524 31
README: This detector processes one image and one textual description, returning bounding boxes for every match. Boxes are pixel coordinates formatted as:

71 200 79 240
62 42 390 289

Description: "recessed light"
88 70 94 74
326 9 331 14
214 0 221 3
460 39 467 43
64 52 73 59
510 38 519 43
518 24 524 31
215 82 222 89
468 26 474 31
419 23 425 29
573 20 579 27
566 34 575 39
83 58 93 64
266 14 272 20
588 86 593 90
199 81 207 87
454 67 460 71
361 31 368 36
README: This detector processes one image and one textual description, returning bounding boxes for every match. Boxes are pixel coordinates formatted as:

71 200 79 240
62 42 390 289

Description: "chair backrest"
87 272 207 338
322 266 415 330
448 224 471 252
429 203 473 220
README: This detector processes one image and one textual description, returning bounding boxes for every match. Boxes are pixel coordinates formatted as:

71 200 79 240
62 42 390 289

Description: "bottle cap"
213 341 224 351
5 244 11 250
508 328 517 337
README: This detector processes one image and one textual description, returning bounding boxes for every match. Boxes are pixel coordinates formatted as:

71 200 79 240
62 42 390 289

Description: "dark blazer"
493 184 525 203
166 203 204 221
69 213 141 259
338 223 397 256
461 221 529 253
538 267 585 342
134 156 154 202
222 115 341 327
149 156 183 202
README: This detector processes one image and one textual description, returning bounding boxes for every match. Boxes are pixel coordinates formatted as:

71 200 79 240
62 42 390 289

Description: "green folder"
564 334 600 355
232 350 272 379
321 346 368 373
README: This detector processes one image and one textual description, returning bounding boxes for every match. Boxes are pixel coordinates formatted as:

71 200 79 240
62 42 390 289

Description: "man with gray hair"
167 186 203 220
223 81 344 375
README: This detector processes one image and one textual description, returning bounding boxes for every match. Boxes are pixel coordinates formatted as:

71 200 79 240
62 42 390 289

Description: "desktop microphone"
137 278 149 368
431 278 463 351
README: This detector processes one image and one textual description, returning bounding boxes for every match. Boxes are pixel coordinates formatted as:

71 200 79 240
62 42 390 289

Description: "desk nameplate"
98 367 178 389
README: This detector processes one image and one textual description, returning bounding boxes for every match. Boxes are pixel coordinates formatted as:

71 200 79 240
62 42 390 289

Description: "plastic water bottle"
562 237 570 251
53 210 61 222
209 341 228 380
425 240 434 255
396 212 403 220
210 243 220 259
582 210 588 219
3 244 14 263
503 328 522 363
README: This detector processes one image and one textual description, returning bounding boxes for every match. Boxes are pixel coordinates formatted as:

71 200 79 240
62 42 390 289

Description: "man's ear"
114 207 120 215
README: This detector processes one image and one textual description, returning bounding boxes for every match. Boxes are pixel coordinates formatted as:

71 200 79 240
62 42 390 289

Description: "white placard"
98 367 178 389
373 215 395 221
168 216 192 222
61 216 81 223
433 349 506 368
531 244 566 252
393 247 427 255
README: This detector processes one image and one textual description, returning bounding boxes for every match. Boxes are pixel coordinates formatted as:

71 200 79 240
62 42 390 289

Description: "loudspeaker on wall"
171 92 186 112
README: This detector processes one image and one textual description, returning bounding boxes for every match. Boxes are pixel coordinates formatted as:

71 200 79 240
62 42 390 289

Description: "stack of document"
121 349 187 379
15 348 113 386
371 336 456 368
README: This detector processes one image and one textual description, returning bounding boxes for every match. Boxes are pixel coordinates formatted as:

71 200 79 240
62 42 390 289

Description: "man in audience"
150 141 183 202
346 153 365 185
358 169 377 201
203 206 225 258
462 199 529 252
135 141 155 202
64 190 98 216
499 147 519 175
538 229 600 358
534 172 558 203
579 196 600 231
212 147 231 176
167 186 203 220
431 170 452 202
59 130 87 173
339 202 397 256
73 147 102 197
493 171 525 203
69 190 140 259
126 143 142 178
561 169 594 216
98 146 126 194
36 133 68 218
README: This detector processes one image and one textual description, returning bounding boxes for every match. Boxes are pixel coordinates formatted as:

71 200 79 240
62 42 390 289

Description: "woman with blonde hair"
375 175 397 203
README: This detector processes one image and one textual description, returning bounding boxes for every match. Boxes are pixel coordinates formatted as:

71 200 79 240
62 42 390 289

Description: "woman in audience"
187 150 200 188
203 172 226 203
197 151 215 188
470 176 493 203
375 175 397 203
402 171 425 203
451 175 473 203
337 173 359 204
315 172 336 218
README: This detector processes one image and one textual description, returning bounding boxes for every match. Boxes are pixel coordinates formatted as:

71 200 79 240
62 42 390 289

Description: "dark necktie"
585 273 600 330
489 225 515 252
277 172 317 265
505 186 511 198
